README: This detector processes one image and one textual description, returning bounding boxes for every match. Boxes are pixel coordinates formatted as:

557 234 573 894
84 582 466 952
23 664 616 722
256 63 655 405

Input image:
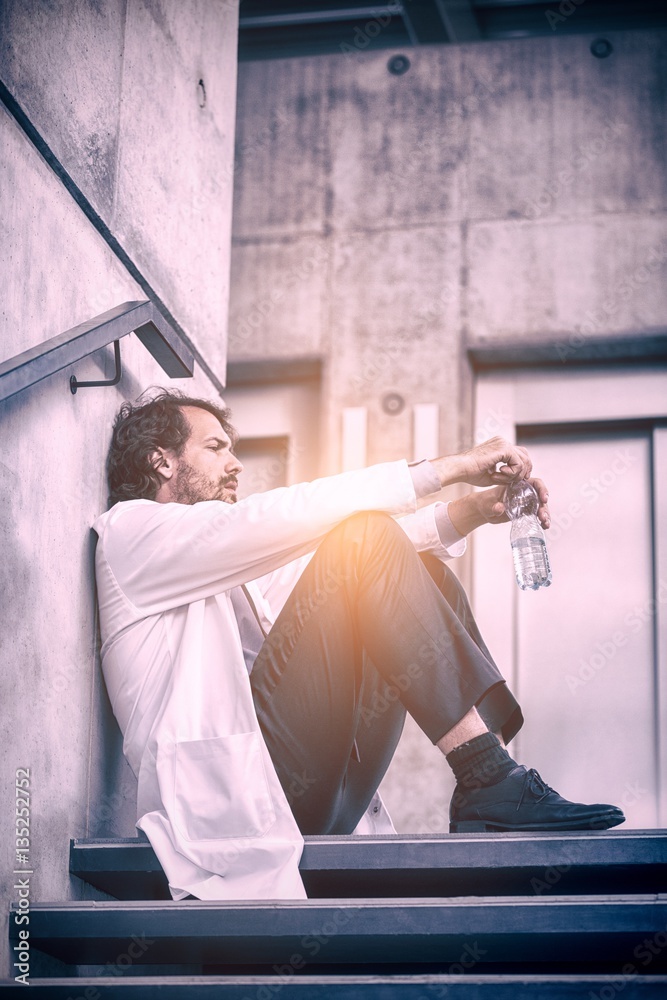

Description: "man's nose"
228 455 243 475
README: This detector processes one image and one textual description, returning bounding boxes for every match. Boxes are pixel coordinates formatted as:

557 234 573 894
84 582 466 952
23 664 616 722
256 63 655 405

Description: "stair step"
11 895 667 970
70 830 667 900
1 975 667 999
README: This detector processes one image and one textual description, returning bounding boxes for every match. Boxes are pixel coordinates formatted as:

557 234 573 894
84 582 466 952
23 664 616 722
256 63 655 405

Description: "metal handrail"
0 300 195 402
0 78 224 396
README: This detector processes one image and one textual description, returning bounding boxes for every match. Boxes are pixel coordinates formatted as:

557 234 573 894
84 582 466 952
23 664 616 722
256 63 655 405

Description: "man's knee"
334 510 404 542
316 511 418 582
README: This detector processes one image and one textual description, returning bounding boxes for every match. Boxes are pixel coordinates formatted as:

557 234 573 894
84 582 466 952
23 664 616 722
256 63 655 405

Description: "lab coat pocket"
173 732 276 842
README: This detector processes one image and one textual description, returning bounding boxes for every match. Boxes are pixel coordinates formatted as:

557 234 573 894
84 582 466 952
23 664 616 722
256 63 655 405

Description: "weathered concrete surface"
0 103 142 356
0 0 238 976
328 49 466 230
461 34 667 222
230 30 667 832
114 0 239 377
467 214 667 345
327 225 463 470
232 57 330 239
230 29 667 481
229 235 330 359
0 0 127 221
0 0 239 376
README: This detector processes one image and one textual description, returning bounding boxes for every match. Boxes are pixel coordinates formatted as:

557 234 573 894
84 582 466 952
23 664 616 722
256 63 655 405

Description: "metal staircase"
3 830 667 996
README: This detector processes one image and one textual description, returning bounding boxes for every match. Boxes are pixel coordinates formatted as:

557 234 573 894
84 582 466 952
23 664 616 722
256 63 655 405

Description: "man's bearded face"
166 406 242 505
171 459 239 505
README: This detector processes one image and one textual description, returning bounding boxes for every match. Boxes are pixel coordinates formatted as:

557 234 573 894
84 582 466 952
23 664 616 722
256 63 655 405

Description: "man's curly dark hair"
106 388 236 508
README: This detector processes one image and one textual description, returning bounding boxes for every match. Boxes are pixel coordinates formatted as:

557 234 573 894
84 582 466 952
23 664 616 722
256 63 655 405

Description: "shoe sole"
450 812 626 833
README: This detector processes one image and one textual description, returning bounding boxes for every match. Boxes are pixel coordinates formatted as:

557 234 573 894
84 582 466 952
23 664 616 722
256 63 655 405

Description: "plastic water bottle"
504 480 552 591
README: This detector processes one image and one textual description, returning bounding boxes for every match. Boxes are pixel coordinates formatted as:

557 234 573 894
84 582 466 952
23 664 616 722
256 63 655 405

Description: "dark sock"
446 732 517 790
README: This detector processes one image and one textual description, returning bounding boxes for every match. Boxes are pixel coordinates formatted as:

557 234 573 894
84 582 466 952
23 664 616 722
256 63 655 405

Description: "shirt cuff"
408 460 442 499
397 502 466 560
434 502 466 556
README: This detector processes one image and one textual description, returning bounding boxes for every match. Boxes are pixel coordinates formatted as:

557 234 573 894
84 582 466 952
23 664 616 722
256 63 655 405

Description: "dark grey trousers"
250 511 522 835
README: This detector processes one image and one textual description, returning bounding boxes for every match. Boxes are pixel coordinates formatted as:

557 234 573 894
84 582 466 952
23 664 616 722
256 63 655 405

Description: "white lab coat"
93 460 465 900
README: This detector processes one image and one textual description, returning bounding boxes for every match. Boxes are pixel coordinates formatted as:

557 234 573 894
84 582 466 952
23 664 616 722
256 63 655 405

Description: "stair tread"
4 973 667 984
11 895 667 968
72 830 667 870
2 975 667 998
16 892 667 909
69 831 667 900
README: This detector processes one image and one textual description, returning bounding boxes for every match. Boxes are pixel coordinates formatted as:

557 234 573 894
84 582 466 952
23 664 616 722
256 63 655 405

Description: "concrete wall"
0 0 238 373
231 31 667 468
229 30 667 831
0 0 238 975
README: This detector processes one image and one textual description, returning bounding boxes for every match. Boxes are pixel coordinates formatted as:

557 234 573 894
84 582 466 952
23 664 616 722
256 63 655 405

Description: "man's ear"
150 448 176 484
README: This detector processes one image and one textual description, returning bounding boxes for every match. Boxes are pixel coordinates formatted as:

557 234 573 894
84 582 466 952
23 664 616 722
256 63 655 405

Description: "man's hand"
448 479 551 537
432 437 533 489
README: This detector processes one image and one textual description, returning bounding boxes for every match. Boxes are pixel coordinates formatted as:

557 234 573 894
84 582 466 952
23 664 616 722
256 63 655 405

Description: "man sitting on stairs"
93 388 624 902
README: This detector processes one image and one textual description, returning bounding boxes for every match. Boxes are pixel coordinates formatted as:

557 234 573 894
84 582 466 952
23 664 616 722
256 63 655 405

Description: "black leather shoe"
449 765 626 833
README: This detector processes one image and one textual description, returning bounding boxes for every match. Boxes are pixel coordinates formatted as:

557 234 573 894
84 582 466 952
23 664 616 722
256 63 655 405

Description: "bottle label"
512 536 552 591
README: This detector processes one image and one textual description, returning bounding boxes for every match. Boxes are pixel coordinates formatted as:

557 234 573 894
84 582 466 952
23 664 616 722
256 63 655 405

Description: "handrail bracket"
70 340 122 394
